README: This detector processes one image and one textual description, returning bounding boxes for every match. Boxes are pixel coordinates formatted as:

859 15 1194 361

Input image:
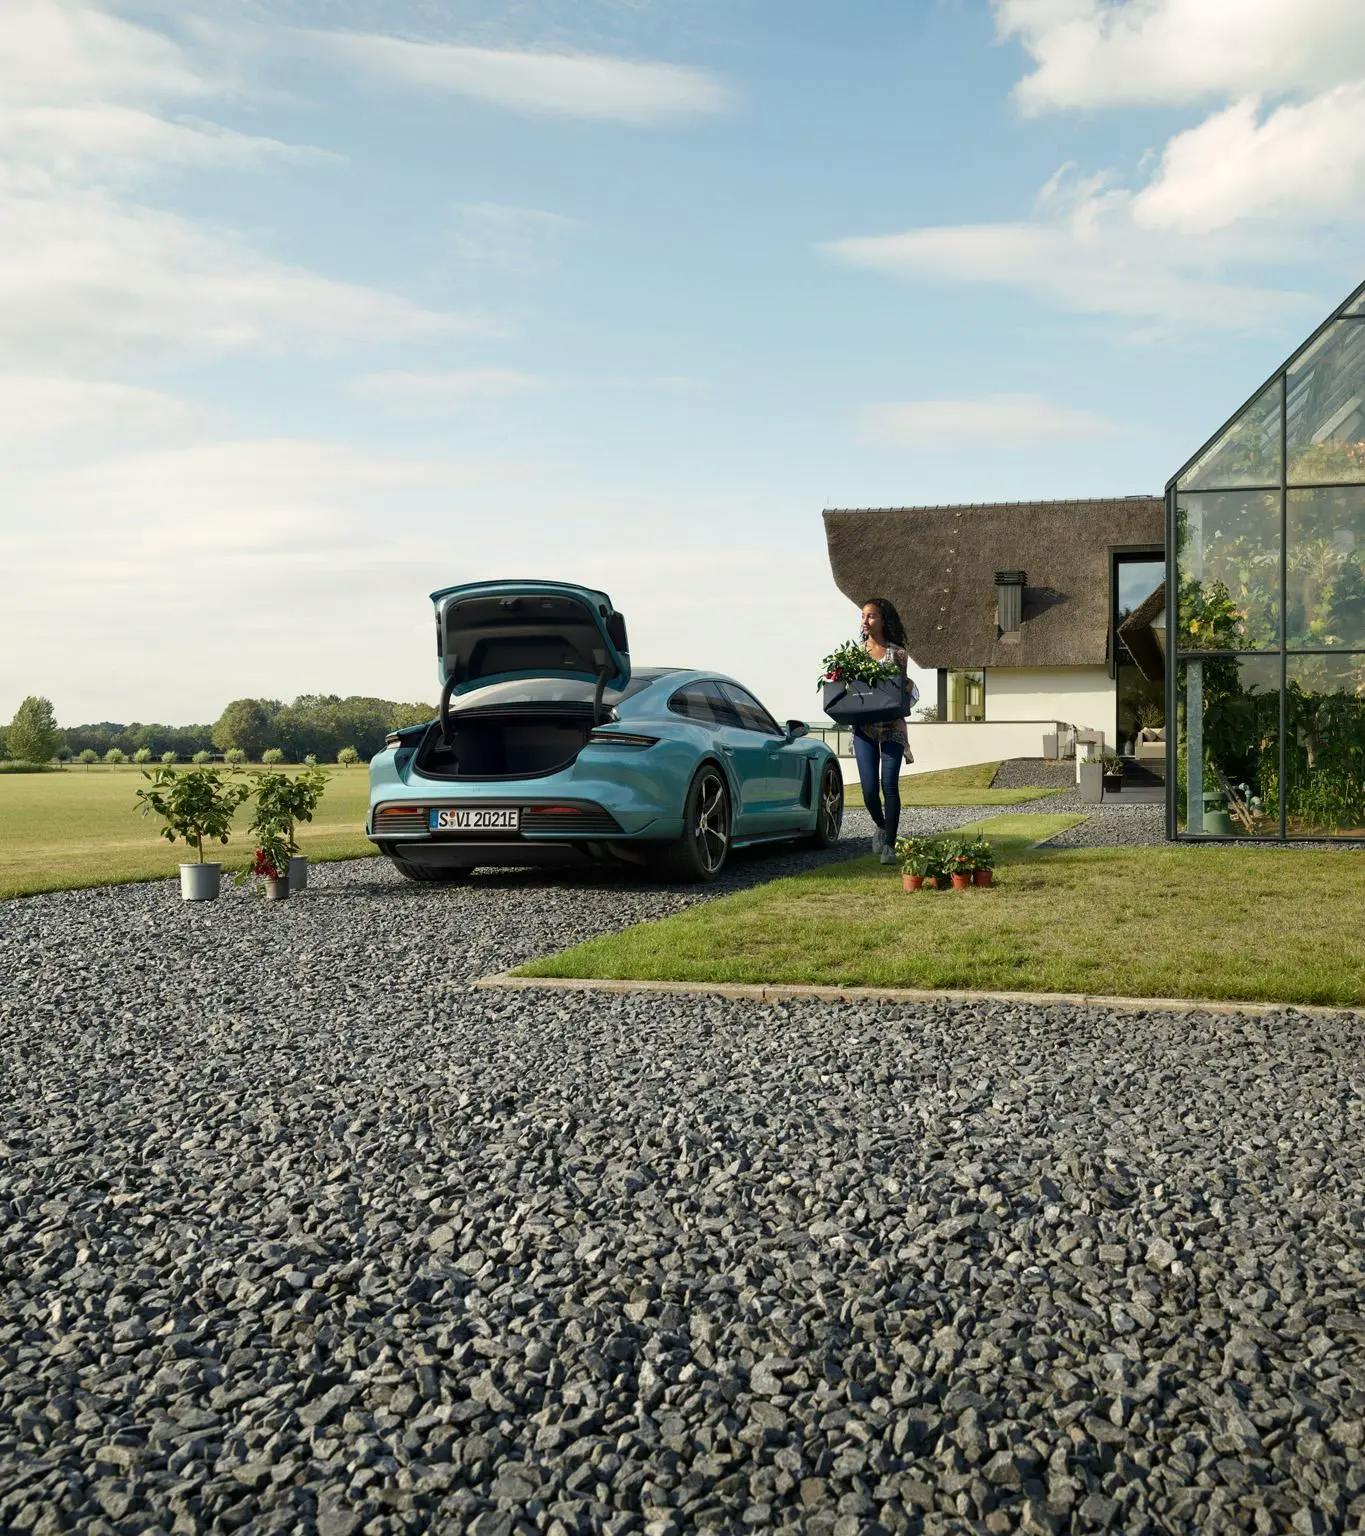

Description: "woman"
853 597 913 865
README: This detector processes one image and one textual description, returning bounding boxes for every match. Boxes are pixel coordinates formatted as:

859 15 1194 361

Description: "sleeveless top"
859 642 912 754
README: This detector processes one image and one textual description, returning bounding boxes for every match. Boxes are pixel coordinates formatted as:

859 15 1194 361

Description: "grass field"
895 761 1065 807
517 814 1365 1007
0 765 374 900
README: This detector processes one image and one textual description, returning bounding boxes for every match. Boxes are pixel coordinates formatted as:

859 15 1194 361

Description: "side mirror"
784 719 808 741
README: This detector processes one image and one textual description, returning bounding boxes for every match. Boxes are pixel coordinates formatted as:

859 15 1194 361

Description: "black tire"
660 763 731 882
805 759 844 848
389 858 472 884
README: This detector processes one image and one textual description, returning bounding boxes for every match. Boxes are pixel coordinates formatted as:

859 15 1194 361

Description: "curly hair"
861 596 907 649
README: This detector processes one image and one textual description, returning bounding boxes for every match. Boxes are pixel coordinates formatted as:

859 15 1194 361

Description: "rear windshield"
450 676 656 712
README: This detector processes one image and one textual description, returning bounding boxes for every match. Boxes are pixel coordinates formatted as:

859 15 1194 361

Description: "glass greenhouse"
1166 280 1365 840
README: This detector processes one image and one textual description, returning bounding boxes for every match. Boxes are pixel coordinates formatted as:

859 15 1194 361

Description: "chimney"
996 570 1025 639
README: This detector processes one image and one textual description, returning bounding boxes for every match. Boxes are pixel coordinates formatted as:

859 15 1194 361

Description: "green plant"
132 747 153 764
104 748 126 766
894 836 940 877
943 839 977 877
303 753 319 768
237 822 292 888
1101 750 1123 773
6 696 60 765
965 836 995 871
249 766 328 853
192 750 213 765
0 761 56 774
262 748 285 765
161 750 177 765
817 639 898 692
78 749 98 768
337 745 360 765
1136 701 1164 730
914 705 941 722
225 747 248 765
135 767 248 865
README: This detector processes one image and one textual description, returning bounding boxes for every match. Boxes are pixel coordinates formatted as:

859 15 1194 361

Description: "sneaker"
871 827 886 853
879 848 897 865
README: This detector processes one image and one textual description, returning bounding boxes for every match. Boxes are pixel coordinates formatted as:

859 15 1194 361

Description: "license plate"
429 807 519 833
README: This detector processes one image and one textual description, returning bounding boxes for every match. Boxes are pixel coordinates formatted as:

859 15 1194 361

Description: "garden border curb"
473 971 1361 1019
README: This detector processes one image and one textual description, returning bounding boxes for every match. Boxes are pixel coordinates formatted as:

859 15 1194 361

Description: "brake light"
588 731 659 747
538 805 584 816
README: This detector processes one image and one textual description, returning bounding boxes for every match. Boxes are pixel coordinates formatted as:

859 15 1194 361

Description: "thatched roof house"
823 497 1164 670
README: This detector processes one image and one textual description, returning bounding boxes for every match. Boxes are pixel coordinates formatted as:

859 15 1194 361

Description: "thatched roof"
1116 578 1167 683
823 498 1164 669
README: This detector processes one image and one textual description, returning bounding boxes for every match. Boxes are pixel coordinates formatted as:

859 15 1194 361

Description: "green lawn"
0 765 374 899
897 760 1065 807
517 814 1365 1007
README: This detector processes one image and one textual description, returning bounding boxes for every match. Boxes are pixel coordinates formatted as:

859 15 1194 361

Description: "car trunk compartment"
415 709 596 780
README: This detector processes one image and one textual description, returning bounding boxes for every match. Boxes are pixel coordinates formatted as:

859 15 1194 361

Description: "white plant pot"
180 863 221 901
264 877 290 902
288 854 308 892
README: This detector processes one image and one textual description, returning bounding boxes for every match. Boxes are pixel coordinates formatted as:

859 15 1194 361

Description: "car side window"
668 684 727 728
717 682 783 736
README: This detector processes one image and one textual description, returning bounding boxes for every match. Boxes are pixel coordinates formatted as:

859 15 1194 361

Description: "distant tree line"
5 694 436 764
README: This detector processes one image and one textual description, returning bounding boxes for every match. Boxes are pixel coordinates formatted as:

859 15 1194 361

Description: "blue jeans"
852 730 903 846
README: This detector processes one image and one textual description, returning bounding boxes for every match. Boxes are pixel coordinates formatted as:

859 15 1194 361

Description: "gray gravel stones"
1038 803 1167 848
2 848 1364 1534
988 760 1076 791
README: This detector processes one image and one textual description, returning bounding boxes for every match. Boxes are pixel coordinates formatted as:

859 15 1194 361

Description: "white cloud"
995 0 1365 113
451 202 581 269
350 369 541 413
823 168 1308 332
0 0 208 109
1132 86 1365 234
309 30 734 123
864 394 1120 443
0 188 475 365
0 374 208 459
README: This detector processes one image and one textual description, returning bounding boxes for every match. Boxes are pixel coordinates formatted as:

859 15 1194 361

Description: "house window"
946 670 985 722
1113 552 1165 758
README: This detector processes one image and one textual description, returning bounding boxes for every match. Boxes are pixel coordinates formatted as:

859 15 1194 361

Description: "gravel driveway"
2 832 1362 1536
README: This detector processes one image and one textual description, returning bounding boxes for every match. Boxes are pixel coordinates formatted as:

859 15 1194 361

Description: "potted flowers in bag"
135 765 249 902
817 640 916 725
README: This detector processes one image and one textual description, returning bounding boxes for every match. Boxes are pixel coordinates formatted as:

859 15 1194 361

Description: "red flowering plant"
235 818 291 889
817 639 897 691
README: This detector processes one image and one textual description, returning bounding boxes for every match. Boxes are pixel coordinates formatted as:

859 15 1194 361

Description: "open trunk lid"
432 580 630 696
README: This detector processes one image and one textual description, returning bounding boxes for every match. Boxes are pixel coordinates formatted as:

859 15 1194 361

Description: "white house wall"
985 667 1115 744
838 720 1069 781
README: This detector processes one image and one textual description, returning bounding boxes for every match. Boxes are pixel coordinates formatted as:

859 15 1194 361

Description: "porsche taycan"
367 579 843 882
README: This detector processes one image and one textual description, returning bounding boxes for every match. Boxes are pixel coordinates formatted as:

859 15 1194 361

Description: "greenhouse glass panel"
1286 487 1365 649
1284 654 1365 837
1286 320 1365 484
1178 378 1281 490
1347 292 1365 316
1175 656 1280 837
1174 490 1281 651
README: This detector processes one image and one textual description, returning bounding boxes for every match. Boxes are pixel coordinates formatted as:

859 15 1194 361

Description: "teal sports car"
367 579 843 882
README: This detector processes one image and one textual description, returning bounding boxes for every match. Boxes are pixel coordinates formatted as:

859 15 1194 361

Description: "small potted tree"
135 766 249 901
1101 750 1124 797
249 765 328 891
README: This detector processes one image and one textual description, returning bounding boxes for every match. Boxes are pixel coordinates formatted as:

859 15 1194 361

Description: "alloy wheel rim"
694 772 729 873
821 768 843 839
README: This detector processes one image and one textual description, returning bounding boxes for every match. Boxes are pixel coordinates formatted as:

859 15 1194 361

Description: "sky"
3 0 1364 727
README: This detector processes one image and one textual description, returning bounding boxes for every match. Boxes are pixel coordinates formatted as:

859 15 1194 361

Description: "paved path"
1 830 1361 1535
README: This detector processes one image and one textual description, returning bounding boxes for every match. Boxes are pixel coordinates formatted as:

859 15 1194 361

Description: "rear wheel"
661 764 731 882
389 858 473 884
806 760 844 848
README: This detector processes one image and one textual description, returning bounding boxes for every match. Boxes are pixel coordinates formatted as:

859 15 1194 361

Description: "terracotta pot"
973 869 993 887
903 874 924 892
951 873 972 891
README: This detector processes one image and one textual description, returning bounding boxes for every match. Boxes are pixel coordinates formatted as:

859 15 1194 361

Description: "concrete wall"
838 719 1067 781
984 666 1115 743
